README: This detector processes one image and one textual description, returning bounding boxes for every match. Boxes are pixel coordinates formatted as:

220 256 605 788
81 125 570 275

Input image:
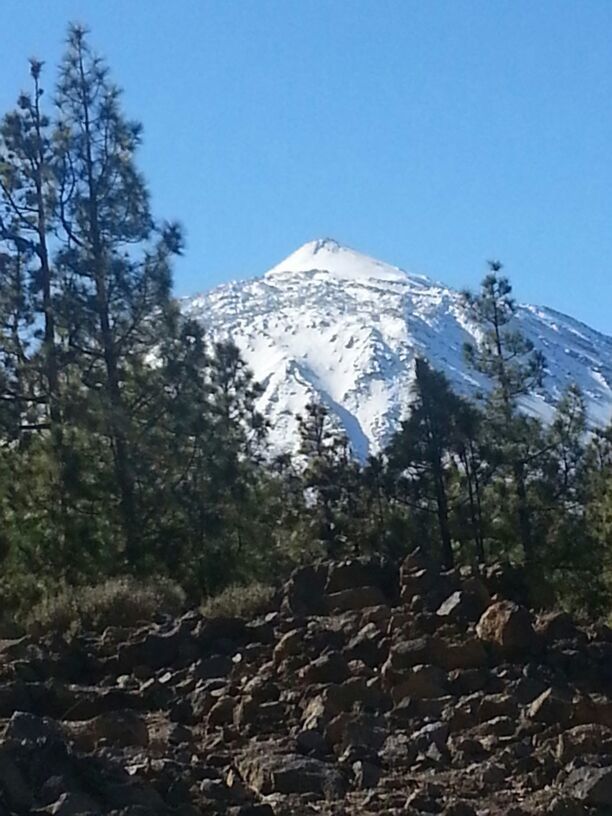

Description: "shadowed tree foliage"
386 358 492 568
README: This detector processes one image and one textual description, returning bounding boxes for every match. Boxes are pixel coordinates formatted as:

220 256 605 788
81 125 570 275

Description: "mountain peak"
312 237 342 253
265 239 414 284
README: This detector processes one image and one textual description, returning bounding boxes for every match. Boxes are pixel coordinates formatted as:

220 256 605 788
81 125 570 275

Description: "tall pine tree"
54 25 181 564
463 264 546 561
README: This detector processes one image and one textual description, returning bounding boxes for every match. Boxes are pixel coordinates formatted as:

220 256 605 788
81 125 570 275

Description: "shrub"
27 576 186 636
201 581 276 620
0 572 49 636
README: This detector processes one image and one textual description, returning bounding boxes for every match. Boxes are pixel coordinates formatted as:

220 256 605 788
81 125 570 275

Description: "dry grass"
27 576 186 636
201 581 276 619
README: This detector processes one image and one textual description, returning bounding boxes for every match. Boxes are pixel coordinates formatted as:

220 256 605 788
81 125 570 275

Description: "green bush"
201 581 276 619
27 576 186 636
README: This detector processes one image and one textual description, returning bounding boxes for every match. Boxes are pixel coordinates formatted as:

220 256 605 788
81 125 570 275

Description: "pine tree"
137 325 274 593
387 357 466 568
546 384 587 506
534 389 609 613
0 60 59 440
201 340 269 583
452 399 489 563
0 58 83 563
0 248 33 439
584 422 612 567
0 24 290 606
463 263 546 561
297 400 356 557
53 25 180 564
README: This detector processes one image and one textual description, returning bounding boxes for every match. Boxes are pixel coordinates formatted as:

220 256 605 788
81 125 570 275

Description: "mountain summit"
184 241 612 458
264 238 414 284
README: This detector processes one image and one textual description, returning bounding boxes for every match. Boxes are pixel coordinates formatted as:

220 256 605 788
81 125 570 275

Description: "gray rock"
413 722 449 752
352 759 381 789
239 747 346 799
565 765 612 805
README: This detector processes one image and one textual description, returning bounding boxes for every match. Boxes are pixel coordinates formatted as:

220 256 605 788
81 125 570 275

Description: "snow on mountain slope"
184 239 612 458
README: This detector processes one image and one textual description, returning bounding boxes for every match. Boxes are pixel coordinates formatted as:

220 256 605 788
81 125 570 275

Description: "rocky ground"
1 551 612 815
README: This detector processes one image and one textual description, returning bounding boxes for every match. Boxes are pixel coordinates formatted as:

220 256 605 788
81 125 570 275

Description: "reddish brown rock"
476 600 535 656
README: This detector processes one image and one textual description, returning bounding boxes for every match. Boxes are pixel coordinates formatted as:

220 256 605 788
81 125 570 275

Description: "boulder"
302 694 336 732
273 629 303 666
381 733 418 767
234 695 260 728
572 695 612 728
401 547 432 572
536 611 580 642
344 623 388 668
400 569 438 603
382 637 430 682
351 758 381 789
47 791 102 815
242 674 280 704
0 745 33 811
239 747 346 799
430 636 487 671
194 654 234 680
325 712 386 753
207 696 237 728
299 652 350 685
4 711 63 743
324 676 388 713
326 558 399 601
296 728 328 756
325 587 387 614
527 688 574 727
444 802 477 816
232 806 275 816
557 724 612 763
389 664 447 702
483 562 529 604
436 591 487 624
545 797 585 816
476 601 535 657
283 564 327 616
412 721 449 752
116 622 188 673
478 693 520 722
65 709 149 751
565 766 612 806
326 561 378 594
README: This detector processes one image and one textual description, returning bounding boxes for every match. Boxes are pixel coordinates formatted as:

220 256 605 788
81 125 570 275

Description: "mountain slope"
184 239 612 457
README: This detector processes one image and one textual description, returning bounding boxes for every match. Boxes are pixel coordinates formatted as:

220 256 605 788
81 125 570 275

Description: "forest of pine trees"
0 27 610 620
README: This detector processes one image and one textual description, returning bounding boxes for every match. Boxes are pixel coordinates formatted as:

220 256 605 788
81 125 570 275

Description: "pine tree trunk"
77 44 138 564
472 461 486 564
36 164 73 549
32 109 71 534
96 264 138 563
513 460 532 561
465 455 485 564
434 464 454 569
32 72 60 434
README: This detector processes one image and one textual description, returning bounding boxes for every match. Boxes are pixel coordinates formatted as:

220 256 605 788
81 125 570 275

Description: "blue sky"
1 1 611 333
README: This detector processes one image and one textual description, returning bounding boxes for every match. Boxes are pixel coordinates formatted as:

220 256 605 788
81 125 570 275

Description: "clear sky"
1 1 611 333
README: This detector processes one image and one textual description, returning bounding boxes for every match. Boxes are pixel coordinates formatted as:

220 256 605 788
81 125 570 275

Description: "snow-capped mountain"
184 239 612 458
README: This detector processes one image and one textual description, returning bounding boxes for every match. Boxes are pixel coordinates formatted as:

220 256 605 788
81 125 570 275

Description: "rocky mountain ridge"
1 555 612 814
184 239 612 458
